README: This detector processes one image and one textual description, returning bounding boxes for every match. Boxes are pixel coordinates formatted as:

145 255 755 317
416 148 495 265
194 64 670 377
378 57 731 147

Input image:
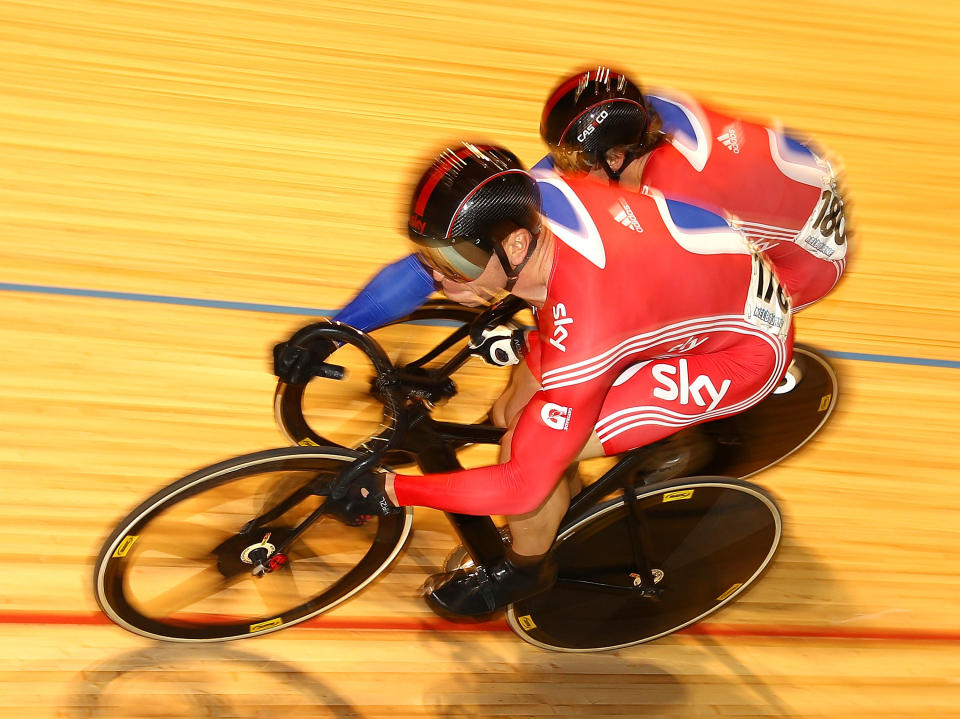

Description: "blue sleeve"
332 254 436 332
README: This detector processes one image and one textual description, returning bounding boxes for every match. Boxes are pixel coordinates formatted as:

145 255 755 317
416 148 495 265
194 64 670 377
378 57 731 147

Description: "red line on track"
2 611 959 642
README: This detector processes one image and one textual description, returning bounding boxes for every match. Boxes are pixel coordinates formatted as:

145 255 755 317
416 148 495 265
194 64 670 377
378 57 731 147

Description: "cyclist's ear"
502 228 534 268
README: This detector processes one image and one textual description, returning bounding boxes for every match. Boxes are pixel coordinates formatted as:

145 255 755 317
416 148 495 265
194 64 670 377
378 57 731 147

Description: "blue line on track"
821 350 959 369
0 282 331 317
3 281 958 369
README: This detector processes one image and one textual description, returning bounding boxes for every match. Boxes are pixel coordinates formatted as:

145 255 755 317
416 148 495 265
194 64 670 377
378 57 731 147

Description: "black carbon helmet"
408 143 541 286
540 66 650 179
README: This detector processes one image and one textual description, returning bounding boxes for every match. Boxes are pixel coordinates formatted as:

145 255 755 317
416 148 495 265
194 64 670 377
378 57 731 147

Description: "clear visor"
414 237 492 283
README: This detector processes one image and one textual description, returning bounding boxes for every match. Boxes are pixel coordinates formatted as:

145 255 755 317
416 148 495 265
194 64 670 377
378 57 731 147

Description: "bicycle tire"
274 300 525 451
698 345 839 479
506 477 781 652
94 446 413 642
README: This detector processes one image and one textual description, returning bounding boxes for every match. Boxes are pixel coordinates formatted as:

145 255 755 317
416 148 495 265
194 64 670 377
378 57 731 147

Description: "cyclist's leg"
490 333 541 428
496 350 574 557
495 329 606 555
423 409 563 616
506 472 572 557
424 348 558 615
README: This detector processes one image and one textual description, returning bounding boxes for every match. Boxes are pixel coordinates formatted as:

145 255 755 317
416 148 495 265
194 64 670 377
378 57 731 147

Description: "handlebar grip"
287 320 394 376
315 363 345 380
330 451 382 500
469 295 530 345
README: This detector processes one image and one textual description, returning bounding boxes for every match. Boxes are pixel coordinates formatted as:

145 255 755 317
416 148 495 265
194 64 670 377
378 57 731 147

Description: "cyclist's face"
432 254 508 307
552 144 624 179
578 147 642 192
604 148 627 172
584 147 627 183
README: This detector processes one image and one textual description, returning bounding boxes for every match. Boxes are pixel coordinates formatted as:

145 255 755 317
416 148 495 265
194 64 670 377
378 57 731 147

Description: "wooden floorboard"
1 0 959 716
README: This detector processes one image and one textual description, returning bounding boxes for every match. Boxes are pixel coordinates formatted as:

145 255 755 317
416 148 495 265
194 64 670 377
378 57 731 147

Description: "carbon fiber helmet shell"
541 67 649 170
408 144 541 282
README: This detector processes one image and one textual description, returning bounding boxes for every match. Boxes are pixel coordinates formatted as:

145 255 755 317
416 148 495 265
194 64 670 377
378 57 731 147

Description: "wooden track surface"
1 0 959 716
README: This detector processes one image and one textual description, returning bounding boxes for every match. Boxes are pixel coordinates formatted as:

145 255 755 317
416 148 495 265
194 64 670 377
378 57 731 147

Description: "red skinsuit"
639 89 849 310
393 177 792 516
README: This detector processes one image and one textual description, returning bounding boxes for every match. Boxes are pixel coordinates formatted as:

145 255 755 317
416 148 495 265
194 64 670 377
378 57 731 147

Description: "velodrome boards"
0 1 958 716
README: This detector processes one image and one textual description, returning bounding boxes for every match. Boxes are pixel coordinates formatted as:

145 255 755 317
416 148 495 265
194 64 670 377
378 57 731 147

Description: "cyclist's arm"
391 372 609 516
332 254 437 332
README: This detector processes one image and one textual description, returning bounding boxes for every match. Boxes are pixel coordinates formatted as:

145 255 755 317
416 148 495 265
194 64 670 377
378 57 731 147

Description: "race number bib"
797 184 849 262
745 253 791 340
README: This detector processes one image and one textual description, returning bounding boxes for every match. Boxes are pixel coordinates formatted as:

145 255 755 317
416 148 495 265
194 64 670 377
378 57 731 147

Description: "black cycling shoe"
422 551 558 618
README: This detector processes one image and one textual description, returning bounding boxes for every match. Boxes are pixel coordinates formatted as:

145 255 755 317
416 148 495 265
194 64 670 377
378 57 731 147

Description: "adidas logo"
611 199 643 232
717 124 742 154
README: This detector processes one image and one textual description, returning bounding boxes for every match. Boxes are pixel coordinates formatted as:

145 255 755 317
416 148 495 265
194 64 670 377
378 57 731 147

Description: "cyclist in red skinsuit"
640 90 847 310
341 144 793 616
394 179 792 514
274 68 847 384
538 69 850 311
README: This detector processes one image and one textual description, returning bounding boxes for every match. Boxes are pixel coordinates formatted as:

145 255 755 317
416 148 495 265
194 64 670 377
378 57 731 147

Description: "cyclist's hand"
470 327 526 367
322 471 397 526
273 337 336 385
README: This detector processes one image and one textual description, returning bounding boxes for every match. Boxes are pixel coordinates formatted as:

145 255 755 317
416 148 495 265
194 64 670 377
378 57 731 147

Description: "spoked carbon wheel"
274 300 526 454
507 477 781 652
94 446 413 642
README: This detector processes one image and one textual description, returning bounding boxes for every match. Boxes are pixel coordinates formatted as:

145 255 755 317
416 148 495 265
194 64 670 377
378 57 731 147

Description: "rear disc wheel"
507 477 781 652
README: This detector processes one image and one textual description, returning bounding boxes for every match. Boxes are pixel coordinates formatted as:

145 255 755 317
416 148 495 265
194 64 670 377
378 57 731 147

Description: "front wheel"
507 477 781 652
94 446 413 642
274 299 526 451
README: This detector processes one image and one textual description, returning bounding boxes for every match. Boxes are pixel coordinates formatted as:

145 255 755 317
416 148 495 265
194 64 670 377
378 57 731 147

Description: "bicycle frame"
277 294 665 590
98 295 806 644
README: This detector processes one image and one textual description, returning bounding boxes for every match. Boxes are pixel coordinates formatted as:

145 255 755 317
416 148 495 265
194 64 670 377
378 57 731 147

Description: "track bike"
94 297 838 652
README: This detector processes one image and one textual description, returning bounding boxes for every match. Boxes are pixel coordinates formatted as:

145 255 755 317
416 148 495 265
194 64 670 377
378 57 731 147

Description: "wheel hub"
630 568 664 587
213 527 296 578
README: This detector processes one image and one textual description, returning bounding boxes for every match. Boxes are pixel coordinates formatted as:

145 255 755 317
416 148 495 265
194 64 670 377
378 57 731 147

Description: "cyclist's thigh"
765 246 841 312
594 335 789 456
522 329 543 382
492 358 541 429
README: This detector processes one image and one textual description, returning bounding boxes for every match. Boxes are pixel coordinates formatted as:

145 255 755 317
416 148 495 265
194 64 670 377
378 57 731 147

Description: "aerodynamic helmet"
540 66 651 179
407 143 541 288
